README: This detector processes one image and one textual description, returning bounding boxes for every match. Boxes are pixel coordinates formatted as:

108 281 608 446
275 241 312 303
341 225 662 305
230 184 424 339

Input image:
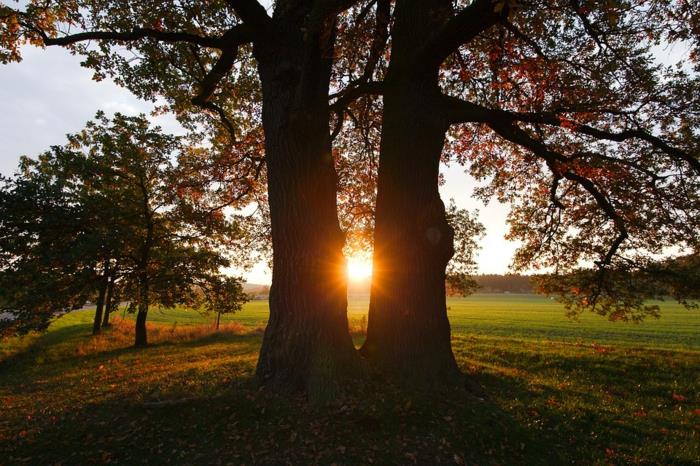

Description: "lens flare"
346 256 373 281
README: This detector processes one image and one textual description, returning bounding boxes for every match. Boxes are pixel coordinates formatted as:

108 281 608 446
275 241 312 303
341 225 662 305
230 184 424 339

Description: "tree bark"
362 0 461 383
253 14 359 398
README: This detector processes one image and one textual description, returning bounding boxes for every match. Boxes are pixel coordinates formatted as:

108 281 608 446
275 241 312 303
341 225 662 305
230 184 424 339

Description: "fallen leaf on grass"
671 393 687 402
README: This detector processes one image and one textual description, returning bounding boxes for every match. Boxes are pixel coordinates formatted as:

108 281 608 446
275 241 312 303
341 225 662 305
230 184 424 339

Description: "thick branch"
575 127 700 174
191 48 239 107
441 94 700 174
361 0 391 83
40 27 225 49
185 27 256 140
330 81 384 112
487 120 629 264
225 0 271 30
419 0 505 71
329 80 384 138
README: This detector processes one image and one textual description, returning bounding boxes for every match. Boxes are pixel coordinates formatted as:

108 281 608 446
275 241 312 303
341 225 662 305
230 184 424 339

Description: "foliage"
67 112 250 343
0 112 249 337
445 200 485 296
1 0 269 258
1 0 699 325
435 0 700 317
536 253 700 322
0 141 118 336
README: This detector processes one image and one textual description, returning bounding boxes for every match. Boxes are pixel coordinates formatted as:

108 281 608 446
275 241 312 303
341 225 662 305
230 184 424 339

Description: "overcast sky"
0 45 519 283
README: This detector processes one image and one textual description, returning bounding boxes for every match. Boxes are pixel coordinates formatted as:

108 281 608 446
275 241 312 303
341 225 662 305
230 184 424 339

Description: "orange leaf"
672 392 687 402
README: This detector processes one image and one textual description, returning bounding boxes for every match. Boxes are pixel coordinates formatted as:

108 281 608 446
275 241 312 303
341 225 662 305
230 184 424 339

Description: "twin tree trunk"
361 84 459 382
253 19 359 397
362 0 461 383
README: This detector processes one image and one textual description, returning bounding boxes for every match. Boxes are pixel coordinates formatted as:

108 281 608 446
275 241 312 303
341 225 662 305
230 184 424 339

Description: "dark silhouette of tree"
329 0 700 382
0 112 248 345
0 164 91 336
1 0 365 395
3 0 699 389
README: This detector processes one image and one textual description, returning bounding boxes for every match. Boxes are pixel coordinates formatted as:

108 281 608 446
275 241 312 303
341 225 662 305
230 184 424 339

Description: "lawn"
1 294 698 464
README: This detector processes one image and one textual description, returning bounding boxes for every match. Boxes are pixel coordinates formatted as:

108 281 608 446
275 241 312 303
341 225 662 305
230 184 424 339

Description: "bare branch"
330 81 384 112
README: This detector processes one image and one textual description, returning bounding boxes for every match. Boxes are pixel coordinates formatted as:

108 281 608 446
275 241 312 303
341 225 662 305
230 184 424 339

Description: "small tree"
187 276 248 330
66 112 247 346
445 201 485 297
0 112 248 344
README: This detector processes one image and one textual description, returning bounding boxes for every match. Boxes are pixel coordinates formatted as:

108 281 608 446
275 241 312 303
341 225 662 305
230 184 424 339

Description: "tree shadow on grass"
0 322 93 370
468 349 700 465
0 345 639 466
2 377 574 465
3 331 698 465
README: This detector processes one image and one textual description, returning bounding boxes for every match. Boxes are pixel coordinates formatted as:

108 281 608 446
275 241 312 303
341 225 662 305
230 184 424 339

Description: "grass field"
1 294 699 464
104 293 700 349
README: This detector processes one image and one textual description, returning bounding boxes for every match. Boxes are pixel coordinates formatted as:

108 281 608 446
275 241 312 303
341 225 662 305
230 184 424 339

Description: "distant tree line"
449 260 700 304
453 274 536 295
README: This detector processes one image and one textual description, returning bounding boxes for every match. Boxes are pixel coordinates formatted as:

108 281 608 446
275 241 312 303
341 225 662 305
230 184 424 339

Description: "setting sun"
346 256 373 281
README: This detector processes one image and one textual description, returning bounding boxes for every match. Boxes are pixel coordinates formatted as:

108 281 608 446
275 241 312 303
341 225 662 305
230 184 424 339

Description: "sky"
0 45 520 284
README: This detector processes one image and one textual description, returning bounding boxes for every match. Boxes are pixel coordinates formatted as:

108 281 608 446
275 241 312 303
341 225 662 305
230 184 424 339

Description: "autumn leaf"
672 392 687 402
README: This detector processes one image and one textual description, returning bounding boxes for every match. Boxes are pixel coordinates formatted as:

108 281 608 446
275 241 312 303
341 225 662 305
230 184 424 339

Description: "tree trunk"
362 0 461 384
134 275 149 347
253 18 359 398
135 175 153 348
92 276 108 335
215 311 221 331
101 275 114 327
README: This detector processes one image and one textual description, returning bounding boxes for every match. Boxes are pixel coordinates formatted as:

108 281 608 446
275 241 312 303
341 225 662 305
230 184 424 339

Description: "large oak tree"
333 0 700 382
3 0 699 392
1 0 369 395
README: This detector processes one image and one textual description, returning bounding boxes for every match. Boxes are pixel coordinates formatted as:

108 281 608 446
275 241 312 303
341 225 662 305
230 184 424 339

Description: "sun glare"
346 256 373 281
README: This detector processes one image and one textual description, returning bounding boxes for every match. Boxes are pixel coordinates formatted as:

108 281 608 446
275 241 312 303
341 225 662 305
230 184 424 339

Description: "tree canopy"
2 0 699 390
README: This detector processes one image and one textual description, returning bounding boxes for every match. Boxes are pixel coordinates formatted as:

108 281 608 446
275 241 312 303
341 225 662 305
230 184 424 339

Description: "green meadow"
1 294 699 464
109 293 700 349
